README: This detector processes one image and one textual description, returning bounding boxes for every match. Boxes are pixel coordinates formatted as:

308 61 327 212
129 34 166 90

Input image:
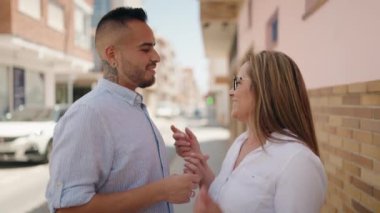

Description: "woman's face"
229 62 254 123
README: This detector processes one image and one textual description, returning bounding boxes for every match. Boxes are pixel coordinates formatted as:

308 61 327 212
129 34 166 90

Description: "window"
25 71 45 106
303 0 328 20
13 67 25 109
47 0 65 32
0 66 9 116
266 9 278 50
56 83 68 104
74 7 91 49
18 0 41 19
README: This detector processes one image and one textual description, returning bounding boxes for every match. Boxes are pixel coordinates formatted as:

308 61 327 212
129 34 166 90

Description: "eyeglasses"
233 76 243 90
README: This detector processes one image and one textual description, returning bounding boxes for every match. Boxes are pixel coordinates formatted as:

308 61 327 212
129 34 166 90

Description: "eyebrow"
138 42 156 48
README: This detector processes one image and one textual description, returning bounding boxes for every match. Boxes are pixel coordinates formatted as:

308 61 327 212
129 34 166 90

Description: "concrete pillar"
44 72 55 107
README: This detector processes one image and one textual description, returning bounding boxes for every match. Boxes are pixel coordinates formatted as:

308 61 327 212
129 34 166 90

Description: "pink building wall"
237 0 380 89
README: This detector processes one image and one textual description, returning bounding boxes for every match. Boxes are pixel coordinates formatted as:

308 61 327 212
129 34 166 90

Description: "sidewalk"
169 125 230 213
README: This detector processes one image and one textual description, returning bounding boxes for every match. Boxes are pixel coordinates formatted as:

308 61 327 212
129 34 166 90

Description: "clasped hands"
171 125 222 213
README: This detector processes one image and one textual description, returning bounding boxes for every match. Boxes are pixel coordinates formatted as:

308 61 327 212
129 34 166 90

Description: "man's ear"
104 45 117 67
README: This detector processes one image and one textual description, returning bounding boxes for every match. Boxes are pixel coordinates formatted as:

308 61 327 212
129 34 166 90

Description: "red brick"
361 143 380 161
328 174 344 189
361 94 380 106
343 204 355 213
337 127 353 139
374 133 380 146
320 88 333 95
374 109 380 120
343 161 361 176
343 94 361 105
335 148 352 159
374 188 380 201
350 176 374 196
342 118 360 129
353 130 373 144
333 85 348 95
328 107 373 119
361 120 380 133
348 83 367 93
349 153 373 169
351 199 372 213
2 0 93 60
368 80 380 93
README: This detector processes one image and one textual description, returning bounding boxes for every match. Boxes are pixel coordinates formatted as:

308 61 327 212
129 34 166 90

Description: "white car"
0 106 67 163
155 102 181 118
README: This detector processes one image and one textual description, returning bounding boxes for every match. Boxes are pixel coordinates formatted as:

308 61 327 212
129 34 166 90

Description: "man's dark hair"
95 7 147 35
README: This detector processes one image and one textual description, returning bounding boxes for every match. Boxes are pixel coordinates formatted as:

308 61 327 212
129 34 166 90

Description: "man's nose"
152 49 160 63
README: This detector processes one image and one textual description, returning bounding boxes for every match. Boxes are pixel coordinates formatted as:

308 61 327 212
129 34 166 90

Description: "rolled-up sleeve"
46 104 113 212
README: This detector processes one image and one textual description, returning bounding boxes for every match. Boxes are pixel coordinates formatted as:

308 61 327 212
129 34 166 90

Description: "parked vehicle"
0 105 67 163
155 102 180 118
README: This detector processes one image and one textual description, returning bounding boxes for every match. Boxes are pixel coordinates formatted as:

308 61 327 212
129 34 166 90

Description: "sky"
142 0 209 94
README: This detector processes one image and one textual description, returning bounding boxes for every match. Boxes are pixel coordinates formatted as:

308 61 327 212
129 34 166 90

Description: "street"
0 162 49 213
0 117 229 213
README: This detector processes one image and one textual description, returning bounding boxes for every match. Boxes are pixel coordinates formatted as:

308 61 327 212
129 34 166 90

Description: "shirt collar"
98 78 143 106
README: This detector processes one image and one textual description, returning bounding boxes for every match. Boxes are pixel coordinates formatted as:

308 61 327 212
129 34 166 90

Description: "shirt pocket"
218 167 274 212
236 167 272 197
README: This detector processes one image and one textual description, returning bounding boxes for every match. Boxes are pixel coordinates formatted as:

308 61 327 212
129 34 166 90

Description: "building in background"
177 67 203 118
143 37 181 117
0 0 99 117
148 38 203 119
200 0 242 127
200 0 380 212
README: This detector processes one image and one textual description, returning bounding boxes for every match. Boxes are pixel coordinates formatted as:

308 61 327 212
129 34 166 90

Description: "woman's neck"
246 127 262 146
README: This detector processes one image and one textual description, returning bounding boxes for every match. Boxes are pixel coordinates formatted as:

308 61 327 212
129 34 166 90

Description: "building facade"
0 0 97 117
200 0 242 127
200 0 380 212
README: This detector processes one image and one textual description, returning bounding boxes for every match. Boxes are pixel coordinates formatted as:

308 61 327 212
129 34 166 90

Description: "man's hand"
162 173 200 204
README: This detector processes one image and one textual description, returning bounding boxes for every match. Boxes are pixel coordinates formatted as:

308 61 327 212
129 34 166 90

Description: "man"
46 7 199 213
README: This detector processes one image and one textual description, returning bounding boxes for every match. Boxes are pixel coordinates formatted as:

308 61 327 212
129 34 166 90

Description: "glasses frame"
233 76 243 90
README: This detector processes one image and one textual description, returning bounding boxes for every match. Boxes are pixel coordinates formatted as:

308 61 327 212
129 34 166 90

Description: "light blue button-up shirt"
46 79 172 213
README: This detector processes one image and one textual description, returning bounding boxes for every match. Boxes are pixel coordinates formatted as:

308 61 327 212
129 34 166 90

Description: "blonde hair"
246 51 319 156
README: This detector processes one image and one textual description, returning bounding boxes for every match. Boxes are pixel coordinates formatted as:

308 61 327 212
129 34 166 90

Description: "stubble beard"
139 76 155 88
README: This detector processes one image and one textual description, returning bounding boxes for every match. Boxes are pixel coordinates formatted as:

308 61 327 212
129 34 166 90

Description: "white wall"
238 0 380 89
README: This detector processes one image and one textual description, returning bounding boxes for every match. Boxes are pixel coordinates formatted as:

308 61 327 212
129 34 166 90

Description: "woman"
171 51 327 213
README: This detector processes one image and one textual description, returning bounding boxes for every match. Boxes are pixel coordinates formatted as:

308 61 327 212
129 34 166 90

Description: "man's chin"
139 77 155 88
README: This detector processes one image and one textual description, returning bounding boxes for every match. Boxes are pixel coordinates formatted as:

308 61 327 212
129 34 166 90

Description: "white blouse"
209 131 327 213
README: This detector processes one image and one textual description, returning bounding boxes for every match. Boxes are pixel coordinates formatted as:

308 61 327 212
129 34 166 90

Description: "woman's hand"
194 186 222 213
171 125 202 157
184 153 215 189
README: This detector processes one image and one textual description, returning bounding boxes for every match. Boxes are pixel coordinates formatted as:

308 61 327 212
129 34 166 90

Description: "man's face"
115 20 160 89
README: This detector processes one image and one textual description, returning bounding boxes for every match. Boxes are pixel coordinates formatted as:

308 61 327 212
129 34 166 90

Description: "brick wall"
309 80 380 212
3 0 93 61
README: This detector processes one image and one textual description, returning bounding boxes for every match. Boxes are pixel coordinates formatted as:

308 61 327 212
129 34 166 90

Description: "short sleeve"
46 104 114 212
274 150 327 213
